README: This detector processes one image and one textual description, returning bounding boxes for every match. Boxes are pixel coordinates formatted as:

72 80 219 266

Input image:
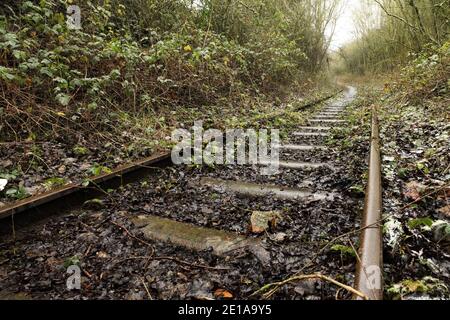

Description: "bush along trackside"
333 44 449 299
0 1 340 205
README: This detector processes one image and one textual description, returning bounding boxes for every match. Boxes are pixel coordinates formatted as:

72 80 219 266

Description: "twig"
139 276 152 300
347 238 379 299
298 217 387 273
111 221 155 256
82 268 93 279
399 183 449 210
442 164 450 175
251 273 368 300
259 183 450 299
0 141 46 145
293 183 450 276
0 258 10 265
151 256 230 271
116 255 229 271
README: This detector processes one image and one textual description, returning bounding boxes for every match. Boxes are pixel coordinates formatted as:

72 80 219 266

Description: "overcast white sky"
328 0 363 51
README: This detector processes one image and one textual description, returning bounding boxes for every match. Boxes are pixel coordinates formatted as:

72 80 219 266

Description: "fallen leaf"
250 211 281 234
58 165 66 174
96 251 110 259
437 205 450 218
214 289 233 299
46 257 63 270
437 187 450 200
403 181 425 201
403 280 427 293
271 232 287 242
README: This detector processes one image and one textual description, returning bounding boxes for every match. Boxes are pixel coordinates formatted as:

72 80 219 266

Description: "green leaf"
88 164 112 176
5 188 16 196
43 177 66 190
109 69 121 79
0 171 18 180
12 50 27 60
408 217 433 230
5 186 29 199
349 184 364 195
73 146 89 156
88 102 98 110
56 93 71 106
64 256 80 268
398 167 408 178
0 66 16 81
330 244 356 257
39 67 53 77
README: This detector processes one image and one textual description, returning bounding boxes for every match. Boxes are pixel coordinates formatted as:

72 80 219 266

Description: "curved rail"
354 106 383 300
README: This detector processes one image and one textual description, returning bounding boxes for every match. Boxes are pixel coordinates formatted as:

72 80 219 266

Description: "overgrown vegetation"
332 9 449 296
0 0 340 202
334 0 449 74
0 0 340 143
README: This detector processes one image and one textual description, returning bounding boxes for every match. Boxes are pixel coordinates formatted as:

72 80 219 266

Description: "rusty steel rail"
0 152 171 233
354 106 383 300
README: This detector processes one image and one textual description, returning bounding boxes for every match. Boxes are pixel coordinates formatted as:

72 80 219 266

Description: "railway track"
0 86 383 300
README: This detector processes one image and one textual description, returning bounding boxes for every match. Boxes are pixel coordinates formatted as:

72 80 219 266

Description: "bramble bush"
0 0 336 144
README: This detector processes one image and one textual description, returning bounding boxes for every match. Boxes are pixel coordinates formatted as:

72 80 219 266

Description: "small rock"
249 244 271 267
